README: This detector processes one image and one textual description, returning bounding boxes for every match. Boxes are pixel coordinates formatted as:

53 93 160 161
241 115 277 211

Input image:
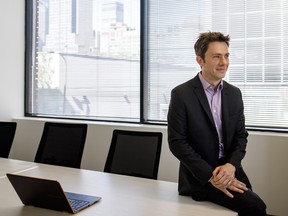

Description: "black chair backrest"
104 129 162 179
34 122 87 168
0 122 17 158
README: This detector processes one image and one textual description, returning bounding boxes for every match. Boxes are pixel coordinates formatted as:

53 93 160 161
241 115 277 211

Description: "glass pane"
147 0 288 130
29 0 140 121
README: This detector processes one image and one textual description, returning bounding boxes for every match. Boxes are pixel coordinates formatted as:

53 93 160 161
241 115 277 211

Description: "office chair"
34 122 87 168
0 122 17 158
104 129 162 179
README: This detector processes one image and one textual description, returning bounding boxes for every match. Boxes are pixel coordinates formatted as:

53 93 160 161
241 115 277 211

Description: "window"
146 0 288 130
26 0 288 132
26 0 140 122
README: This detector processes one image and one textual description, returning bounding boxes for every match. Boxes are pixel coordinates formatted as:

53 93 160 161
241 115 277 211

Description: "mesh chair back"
104 129 162 179
34 122 87 168
0 122 17 158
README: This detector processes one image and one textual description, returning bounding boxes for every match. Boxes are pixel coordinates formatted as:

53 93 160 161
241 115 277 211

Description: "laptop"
6 173 101 214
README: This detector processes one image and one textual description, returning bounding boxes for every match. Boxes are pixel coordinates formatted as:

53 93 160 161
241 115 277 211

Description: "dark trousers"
201 158 266 215
205 184 267 216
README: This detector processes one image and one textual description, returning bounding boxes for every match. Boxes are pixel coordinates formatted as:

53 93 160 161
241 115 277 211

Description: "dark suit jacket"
167 74 250 200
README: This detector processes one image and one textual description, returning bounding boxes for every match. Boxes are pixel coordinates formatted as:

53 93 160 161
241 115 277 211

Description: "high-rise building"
99 0 140 58
43 0 94 54
102 0 124 29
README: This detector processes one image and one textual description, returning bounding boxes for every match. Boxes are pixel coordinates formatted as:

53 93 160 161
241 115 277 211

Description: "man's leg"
205 185 267 216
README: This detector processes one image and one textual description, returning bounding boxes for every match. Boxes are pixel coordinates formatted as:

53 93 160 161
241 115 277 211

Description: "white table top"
0 157 38 178
0 158 236 216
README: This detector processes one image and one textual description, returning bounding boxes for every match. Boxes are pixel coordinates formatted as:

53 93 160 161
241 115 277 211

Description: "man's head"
194 32 230 86
194 32 230 61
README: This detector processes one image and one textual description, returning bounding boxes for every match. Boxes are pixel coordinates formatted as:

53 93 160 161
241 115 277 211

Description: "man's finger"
222 188 234 198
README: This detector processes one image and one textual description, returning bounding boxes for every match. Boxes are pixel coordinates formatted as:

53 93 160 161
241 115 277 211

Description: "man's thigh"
205 185 266 216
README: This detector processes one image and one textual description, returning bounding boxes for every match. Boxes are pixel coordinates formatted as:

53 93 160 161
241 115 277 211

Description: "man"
167 32 266 215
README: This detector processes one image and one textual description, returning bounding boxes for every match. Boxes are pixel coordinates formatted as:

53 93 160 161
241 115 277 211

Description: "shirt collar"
198 72 223 92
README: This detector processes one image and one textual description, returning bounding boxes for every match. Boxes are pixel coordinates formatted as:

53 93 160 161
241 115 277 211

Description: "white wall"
0 0 24 121
1 1 288 215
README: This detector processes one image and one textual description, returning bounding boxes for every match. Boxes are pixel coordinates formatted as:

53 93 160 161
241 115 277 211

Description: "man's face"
197 41 229 85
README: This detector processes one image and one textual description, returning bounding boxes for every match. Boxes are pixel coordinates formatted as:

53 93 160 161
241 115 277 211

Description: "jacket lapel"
192 76 215 127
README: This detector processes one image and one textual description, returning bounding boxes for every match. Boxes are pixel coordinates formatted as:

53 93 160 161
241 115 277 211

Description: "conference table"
0 158 37 178
0 158 236 216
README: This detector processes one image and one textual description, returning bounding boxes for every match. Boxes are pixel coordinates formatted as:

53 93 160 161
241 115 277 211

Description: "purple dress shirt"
199 72 225 159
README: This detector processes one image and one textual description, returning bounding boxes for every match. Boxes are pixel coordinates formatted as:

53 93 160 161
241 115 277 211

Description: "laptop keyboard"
69 198 90 210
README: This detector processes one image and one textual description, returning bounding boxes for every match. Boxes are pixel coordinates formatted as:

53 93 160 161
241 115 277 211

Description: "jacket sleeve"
167 87 214 186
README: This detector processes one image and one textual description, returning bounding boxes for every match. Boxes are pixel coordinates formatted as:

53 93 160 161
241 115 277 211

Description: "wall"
0 0 24 121
1 1 288 215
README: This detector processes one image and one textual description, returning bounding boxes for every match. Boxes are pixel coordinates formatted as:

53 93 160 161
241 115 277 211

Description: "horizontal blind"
147 0 200 121
147 0 288 131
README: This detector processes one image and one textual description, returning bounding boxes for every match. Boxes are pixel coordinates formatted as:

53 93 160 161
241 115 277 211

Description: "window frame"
24 0 288 133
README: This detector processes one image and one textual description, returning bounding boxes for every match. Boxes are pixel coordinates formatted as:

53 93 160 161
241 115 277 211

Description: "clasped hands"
209 163 248 198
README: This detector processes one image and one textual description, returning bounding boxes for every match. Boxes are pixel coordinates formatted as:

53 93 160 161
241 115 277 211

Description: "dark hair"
194 32 230 60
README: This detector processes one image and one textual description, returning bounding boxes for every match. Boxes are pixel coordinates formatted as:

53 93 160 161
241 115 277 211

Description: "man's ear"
196 56 204 66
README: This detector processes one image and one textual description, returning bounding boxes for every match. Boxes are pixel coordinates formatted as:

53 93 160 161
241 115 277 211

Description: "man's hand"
210 163 248 198
212 163 236 188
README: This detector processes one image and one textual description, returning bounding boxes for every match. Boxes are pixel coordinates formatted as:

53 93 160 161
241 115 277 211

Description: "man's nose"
219 56 228 65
